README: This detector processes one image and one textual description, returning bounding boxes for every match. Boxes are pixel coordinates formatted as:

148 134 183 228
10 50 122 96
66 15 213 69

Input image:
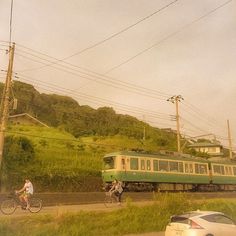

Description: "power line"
16 0 178 72
182 100 224 128
14 50 170 100
13 75 172 121
181 117 228 141
105 0 233 73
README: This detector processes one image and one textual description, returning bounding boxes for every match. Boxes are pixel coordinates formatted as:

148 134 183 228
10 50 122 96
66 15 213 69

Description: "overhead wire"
12 74 172 121
180 117 229 142
182 100 225 128
105 0 233 73
16 0 178 73
14 50 170 101
180 103 223 130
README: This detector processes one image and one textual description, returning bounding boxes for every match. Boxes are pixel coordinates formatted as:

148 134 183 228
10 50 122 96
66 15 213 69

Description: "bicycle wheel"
0 199 17 215
104 195 115 208
28 198 42 213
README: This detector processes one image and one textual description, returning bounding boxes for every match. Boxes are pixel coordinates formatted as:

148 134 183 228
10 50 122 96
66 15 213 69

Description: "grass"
6 124 171 191
1 193 236 236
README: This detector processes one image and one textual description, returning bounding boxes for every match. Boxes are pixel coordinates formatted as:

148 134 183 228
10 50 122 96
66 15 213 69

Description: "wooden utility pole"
167 95 184 153
227 119 233 159
0 43 15 169
143 115 146 141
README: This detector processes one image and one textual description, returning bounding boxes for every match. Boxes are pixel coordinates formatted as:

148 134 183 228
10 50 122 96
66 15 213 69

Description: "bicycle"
104 191 121 207
0 191 42 215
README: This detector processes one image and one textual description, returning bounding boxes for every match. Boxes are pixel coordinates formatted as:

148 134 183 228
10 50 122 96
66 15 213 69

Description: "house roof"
188 142 222 148
9 113 49 127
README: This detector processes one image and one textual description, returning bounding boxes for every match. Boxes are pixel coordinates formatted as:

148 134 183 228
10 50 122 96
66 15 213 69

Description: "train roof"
103 151 209 163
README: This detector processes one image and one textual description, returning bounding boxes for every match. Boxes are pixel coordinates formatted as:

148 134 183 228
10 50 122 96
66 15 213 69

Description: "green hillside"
2 124 177 192
0 81 180 191
6 81 177 144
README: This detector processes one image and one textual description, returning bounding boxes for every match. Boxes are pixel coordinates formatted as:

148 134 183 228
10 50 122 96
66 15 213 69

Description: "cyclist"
16 179 34 209
109 179 123 205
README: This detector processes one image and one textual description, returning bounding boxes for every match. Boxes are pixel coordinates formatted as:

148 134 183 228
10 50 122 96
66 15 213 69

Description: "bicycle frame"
1 192 42 214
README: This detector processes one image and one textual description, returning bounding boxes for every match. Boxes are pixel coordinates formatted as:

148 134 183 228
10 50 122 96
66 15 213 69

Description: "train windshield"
103 156 116 169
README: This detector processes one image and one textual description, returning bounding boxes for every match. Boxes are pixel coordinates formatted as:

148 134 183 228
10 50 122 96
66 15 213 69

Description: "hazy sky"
0 0 235 150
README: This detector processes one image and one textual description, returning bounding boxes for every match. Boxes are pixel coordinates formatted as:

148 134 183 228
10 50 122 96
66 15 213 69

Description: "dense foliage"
7 81 177 148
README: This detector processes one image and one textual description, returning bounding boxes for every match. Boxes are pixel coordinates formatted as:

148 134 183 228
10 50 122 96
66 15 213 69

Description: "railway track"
1 191 235 206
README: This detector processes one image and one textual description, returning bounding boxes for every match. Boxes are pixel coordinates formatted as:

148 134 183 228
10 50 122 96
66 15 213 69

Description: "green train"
101 151 236 191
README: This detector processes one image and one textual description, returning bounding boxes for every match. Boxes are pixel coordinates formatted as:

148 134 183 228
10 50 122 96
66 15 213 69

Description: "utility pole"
167 95 184 153
0 43 15 169
227 119 233 159
143 115 146 141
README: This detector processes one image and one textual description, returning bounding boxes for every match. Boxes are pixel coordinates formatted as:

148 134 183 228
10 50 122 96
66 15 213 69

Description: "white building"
188 142 223 156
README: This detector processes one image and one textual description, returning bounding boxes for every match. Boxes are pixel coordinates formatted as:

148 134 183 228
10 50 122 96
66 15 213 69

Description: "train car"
102 151 210 191
210 161 236 190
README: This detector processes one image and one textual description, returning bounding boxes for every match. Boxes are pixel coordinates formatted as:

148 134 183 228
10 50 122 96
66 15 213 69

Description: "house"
188 142 223 156
8 113 49 127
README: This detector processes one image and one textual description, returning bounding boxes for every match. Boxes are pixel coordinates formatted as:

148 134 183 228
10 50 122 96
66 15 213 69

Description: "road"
0 200 154 217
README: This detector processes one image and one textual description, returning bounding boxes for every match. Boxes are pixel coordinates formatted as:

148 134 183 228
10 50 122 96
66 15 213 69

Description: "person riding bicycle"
16 179 34 209
109 179 123 204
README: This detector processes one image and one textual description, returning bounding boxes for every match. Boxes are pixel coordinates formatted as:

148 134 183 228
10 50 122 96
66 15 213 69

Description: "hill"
3 124 177 192
0 81 180 191
5 81 177 147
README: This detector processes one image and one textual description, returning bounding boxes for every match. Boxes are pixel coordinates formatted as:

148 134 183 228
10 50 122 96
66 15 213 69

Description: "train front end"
102 153 124 185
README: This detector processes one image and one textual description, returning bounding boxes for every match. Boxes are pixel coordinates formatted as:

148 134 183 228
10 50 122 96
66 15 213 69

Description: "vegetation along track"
1 192 236 207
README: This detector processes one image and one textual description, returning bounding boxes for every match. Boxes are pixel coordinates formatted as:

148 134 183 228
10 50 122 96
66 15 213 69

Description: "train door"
140 158 146 180
121 156 126 171
140 158 151 180
184 162 194 174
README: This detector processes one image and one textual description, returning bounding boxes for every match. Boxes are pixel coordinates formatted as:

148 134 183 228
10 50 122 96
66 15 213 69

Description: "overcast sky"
0 0 235 150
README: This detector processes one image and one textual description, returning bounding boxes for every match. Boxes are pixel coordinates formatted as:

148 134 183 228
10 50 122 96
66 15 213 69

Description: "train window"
225 166 232 175
199 164 207 174
213 165 221 174
195 163 207 174
103 156 116 169
185 163 194 173
169 161 178 172
189 164 193 173
185 163 189 173
141 160 145 170
195 164 200 174
130 158 139 170
147 160 151 171
178 162 184 173
233 167 236 176
221 166 225 175
159 160 169 172
121 158 125 170
153 160 158 171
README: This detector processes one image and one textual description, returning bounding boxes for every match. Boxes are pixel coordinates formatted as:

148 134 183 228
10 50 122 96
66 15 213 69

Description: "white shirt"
24 181 34 194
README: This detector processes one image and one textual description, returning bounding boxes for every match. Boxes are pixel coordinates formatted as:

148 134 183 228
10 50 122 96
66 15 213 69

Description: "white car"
165 210 236 236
